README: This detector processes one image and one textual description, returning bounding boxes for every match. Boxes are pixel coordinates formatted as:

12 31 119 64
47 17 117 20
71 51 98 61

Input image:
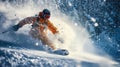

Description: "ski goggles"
44 14 50 19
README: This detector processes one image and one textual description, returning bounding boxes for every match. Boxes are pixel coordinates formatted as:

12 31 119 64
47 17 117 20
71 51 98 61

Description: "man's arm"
48 21 64 43
47 20 59 34
47 20 64 43
12 17 36 31
17 17 36 27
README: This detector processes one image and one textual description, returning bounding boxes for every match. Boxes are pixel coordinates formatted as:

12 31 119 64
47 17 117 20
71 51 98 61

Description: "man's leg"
29 29 56 50
40 32 56 50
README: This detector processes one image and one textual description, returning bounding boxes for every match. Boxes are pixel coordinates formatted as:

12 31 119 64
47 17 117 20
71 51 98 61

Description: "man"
12 9 60 50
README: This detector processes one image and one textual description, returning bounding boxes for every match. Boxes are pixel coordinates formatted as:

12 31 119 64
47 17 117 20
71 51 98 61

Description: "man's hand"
12 24 21 31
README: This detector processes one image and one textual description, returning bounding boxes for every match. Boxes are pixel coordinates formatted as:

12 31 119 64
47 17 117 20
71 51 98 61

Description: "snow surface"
0 47 118 67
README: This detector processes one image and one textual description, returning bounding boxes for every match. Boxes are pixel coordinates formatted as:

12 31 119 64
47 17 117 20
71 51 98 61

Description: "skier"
12 9 61 50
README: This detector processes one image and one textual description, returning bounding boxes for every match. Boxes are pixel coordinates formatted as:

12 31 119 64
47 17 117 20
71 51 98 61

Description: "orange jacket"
18 15 58 34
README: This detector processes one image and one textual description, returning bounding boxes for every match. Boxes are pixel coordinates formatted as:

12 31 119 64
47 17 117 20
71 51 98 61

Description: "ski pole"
1 26 14 34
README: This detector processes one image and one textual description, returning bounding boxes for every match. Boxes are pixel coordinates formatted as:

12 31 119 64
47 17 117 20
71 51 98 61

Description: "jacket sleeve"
17 17 36 27
47 20 59 34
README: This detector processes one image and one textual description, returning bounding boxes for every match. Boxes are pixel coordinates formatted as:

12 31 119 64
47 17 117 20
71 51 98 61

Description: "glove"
12 24 21 31
58 38 64 43
54 33 64 43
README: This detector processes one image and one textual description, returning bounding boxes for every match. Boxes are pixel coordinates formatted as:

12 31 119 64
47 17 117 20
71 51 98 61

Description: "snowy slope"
0 47 77 67
0 40 118 67
0 47 118 67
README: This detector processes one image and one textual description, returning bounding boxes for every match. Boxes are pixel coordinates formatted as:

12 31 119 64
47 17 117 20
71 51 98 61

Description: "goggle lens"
45 15 50 19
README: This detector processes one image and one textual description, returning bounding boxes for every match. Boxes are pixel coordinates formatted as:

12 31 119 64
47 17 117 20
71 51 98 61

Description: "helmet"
42 9 50 19
43 9 50 15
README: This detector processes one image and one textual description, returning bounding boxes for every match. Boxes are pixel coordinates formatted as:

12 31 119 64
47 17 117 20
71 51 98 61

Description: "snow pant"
29 28 55 50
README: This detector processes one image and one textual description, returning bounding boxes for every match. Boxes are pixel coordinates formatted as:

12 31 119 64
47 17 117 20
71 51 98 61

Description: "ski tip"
53 49 69 56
